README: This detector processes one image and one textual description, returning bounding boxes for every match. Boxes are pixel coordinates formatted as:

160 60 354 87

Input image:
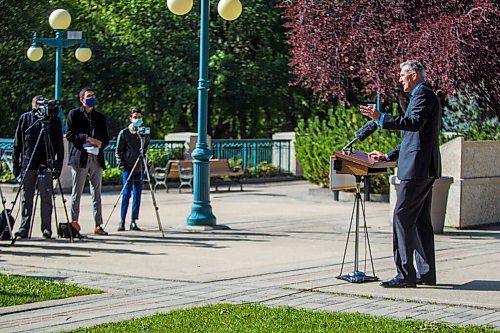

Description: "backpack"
0 209 15 241
57 222 84 240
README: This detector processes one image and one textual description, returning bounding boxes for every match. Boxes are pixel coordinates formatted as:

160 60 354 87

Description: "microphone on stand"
342 121 378 153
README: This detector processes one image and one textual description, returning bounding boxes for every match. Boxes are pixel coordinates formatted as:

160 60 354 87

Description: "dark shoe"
417 278 436 286
130 222 141 231
14 230 28 239
94 226 109 236
42 229 52 239
380 277 416 288
117 222 125 231
417 272 436 285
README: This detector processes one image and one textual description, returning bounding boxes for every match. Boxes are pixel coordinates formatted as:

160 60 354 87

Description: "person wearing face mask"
66 87 110 236
115 108 150 231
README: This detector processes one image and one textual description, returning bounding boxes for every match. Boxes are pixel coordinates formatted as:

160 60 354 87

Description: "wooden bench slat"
161 159 243 191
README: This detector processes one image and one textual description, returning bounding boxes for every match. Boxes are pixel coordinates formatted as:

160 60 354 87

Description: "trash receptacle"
390 176 454 234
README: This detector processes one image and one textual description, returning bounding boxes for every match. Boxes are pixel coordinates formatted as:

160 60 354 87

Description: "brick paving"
0 181 498 332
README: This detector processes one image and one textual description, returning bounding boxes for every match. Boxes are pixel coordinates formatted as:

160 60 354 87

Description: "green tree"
0 0 322 140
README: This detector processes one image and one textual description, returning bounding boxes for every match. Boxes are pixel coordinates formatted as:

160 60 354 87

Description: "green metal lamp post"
27 9 92 127
167 0 242 226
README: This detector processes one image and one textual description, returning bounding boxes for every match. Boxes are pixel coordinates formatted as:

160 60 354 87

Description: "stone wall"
440 137 500 228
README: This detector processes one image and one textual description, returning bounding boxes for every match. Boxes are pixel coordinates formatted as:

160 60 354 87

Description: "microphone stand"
341 138 357 155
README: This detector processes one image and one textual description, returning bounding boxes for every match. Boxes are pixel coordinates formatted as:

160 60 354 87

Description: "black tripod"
337 175 378 283
9 116 73 245
103 132 165 237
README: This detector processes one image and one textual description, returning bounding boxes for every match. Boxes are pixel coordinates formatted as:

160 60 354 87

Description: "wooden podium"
331 150 395 283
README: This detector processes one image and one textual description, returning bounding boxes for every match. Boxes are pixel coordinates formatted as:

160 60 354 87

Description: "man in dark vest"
66 87 110 236
360 60 441 288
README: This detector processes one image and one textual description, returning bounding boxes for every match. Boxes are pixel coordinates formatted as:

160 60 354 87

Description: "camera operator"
66 87 110 236
12 95 64 239
115 108 150 231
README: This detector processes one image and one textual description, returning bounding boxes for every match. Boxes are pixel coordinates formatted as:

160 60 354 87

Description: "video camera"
137 126 150 136
35 97 61 118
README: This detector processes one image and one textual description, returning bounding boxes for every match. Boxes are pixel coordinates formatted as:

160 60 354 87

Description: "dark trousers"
393 178 436 283
120 171 143 222
18 169 53 234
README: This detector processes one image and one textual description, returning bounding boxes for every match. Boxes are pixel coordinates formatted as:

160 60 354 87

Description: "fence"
211 139 291 173
104 140 186 168
0 138 292 174
0 139 186 170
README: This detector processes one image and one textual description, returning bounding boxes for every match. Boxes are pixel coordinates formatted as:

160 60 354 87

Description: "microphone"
342 121 378 152
355 121 378 141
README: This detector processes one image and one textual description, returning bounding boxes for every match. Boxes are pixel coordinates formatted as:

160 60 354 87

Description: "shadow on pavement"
436 280 500 291
444 229 500 240
0 231 278 257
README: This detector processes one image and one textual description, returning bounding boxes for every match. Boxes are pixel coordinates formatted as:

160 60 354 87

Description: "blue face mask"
84 97 96 107
132 118 143 127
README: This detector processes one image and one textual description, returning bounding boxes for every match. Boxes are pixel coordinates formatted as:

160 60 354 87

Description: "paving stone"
0 182 498 331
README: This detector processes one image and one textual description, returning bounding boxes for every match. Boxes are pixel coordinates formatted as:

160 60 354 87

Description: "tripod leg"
360 195 377 277
143 157 165 238
338 192 357 277
54 177 74 240
10 129 45 211
55 178 71 223
28 183 40 240
50 177 60 238
103 158 141 230
354 191 361 273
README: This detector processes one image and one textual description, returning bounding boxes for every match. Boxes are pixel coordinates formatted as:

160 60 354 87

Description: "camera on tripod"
35 97 61 118
137 126 150 136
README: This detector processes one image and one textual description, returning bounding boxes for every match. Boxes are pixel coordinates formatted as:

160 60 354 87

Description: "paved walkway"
0 181 499 332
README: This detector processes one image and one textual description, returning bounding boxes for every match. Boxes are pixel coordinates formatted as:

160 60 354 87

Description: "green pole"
187 0 216 226
54 30 64 126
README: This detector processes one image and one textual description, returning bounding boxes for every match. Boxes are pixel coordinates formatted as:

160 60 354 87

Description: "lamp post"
168 0 242 227
27 9 92 127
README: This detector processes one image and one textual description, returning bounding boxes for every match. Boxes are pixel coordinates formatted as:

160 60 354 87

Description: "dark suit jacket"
383 84 442 180
66 106 110 169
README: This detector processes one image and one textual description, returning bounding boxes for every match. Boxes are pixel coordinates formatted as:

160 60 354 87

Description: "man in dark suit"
360 60 441 288
66 87 110 236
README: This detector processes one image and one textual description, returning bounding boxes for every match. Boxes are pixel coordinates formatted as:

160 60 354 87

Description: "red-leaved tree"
281 0 499 115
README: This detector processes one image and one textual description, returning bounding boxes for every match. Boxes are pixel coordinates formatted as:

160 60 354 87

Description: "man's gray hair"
400 60 426 79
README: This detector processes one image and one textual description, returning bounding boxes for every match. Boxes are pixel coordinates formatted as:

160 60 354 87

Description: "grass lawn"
0 274 101 307
71 304 496 333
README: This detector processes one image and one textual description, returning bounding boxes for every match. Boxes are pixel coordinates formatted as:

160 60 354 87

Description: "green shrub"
0 161 14 182
147 146 186 168
228 157 243 171
370 174 390 194
148 148 168 168
256 162 280 178
295 105 400 190
102 163 122 186
441 121 499 144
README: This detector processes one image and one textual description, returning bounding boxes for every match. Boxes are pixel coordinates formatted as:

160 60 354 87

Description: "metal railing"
211 139 291 173
0 138 186 171
0 138 292 174
104 140 186 168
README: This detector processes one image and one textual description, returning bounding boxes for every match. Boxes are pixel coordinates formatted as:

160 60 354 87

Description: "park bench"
209 159 244 191
153 159 243 192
